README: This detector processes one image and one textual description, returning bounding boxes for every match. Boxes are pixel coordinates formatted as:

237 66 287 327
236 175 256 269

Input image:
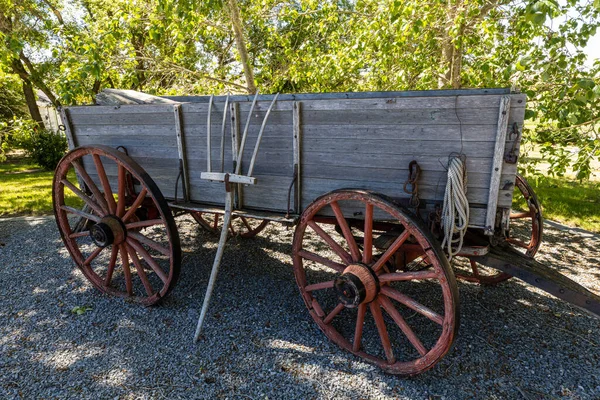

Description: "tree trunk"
22 79 44 129
227 0 257 94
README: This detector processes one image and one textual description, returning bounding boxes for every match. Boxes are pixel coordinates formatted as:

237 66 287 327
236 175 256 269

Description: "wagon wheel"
456 174 543 285
53 145 181 305
293 189 459 376
190 212 269 238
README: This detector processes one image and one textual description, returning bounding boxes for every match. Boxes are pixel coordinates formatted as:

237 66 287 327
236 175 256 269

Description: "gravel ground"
1 214 599 400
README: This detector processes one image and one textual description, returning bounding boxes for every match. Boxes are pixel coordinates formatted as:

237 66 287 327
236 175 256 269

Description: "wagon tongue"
472 245 600 318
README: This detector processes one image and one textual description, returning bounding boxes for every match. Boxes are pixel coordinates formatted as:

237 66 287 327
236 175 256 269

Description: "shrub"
20 129 68 170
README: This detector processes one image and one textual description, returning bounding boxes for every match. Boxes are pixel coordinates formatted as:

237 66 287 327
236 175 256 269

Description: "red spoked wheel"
53 145 181 305
292 189 459 376
456 174 543 285
190 212 269 238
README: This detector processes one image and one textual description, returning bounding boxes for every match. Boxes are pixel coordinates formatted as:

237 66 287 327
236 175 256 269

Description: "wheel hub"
334 264 379 308
90 215 126 247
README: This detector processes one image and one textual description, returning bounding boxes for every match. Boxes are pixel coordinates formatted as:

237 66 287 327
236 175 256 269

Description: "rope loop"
441 156 470 260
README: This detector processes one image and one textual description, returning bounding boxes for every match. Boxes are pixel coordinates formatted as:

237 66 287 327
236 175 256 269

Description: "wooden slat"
69 112 175 126
67 104 176 115
485 96 511 234
173 104 190 201
293 101 302 212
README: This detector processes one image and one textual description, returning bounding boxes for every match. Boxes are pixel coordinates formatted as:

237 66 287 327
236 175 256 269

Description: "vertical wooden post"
292 101 302 213
174 104 190 202
59 107 77 150
484 95 511 235
230 102 242 208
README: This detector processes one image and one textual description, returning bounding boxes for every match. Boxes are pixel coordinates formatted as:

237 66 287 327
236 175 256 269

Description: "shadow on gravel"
0 215 599 399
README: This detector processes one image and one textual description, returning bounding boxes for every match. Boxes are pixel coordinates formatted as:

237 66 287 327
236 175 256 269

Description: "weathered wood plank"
69 112 176 126
68 104 177 115
163 88 513 103
72 125 178 137
302 152 517 175
302 164 515 189
301 107 523 126
302 139 499 156
301 124 518 142
485 96 511 234
299 94 526 111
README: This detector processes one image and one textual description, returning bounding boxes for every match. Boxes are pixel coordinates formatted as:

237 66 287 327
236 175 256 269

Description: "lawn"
0 153 82 217
520 175 600 233
1 151 599 233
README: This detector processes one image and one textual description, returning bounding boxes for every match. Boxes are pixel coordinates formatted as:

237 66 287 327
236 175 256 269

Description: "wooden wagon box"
53 88 599 377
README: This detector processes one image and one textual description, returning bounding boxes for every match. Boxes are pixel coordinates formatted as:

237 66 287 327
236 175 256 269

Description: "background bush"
20 129 67 171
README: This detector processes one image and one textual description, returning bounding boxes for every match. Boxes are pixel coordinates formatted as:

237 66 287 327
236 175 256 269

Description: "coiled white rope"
441 156 470 260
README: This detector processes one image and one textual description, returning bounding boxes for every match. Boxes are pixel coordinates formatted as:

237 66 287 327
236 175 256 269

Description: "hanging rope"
441 156 469 260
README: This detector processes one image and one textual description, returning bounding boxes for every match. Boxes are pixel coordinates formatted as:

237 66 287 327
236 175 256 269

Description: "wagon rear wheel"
53 145 181 305
190 212 269 238
293 189 459 376
456 174 543 285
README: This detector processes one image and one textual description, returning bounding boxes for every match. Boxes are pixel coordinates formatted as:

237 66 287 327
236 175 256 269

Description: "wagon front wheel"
292 189 459 376
53 145 181 305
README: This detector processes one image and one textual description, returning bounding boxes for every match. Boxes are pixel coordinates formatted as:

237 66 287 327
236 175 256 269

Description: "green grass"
520 176 600 233
0 153 82 217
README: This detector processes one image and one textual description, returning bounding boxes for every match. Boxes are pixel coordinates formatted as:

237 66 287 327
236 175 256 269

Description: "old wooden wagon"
53 88 600 376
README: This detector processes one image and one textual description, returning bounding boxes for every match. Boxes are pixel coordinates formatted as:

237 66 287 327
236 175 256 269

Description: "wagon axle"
90 216 126 248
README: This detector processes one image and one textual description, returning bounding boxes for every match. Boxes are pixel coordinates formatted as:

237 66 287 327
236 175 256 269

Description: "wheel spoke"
126 219 164 230
241 217 253 232
363 203 373 264
307 221 352 265
127 231 170 256
126 238 169 284
298 249 346 273
305 280 334 292
119 244 133 296
381 286 444 325
122 188 148 223
92 154 117 214
353 303 367 352
330 201 361 262
61 179 104 216
378 270 438 283
510 210 532 219
104 245 119 287
470 260 481 278
370 299 395 364
506 237 530 249
60 205 101 223
83 246 103 266
117 165 126 217
323 303 345 325
379 295 428 356
126 243 155 297
372 230 411 272
71 160 109 214
69 231 90 239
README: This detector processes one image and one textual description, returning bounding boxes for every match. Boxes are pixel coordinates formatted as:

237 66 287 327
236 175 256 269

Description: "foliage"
0 0 599 178
18 129 67 170
0 115 37 161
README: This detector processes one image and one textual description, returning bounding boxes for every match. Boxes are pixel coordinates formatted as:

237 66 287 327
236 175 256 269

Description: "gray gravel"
1 214 599 400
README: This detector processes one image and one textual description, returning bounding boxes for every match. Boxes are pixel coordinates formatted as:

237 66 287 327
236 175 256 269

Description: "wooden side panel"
69 105 180 198
299 93 526 228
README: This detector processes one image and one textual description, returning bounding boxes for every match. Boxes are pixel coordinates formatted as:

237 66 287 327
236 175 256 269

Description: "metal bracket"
504 122 520 164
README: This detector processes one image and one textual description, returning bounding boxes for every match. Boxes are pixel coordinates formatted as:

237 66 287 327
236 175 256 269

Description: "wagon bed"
53 88 600 376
